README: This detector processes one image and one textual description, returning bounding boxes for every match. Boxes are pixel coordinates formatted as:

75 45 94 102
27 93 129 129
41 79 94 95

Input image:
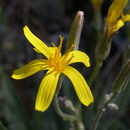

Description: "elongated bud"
112 59 130 93
66 11 84 51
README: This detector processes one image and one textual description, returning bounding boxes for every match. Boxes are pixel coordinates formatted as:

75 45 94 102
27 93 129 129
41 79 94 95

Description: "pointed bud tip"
77 11 84 17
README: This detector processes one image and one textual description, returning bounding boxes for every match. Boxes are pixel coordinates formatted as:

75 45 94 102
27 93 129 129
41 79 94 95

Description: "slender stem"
53 75 86 130
53 94 76 121
73 101 85 130
88 59 103 86
93 7 101 42
91 110 103 130
91 92 117 130
53 74 77 121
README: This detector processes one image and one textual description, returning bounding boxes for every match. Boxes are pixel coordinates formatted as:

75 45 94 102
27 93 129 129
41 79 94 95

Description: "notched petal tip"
11 71 22 80
63 66 94 107
35 106 46 112
23 25 28 32
11 74 15 79
86 59 91 67
35 72 60 113
81 89 94 107
67 50 91 68
85 96 94 106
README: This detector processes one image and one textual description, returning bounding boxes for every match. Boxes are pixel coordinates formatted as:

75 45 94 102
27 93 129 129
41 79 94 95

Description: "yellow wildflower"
105 0 130 37
11 25 94 112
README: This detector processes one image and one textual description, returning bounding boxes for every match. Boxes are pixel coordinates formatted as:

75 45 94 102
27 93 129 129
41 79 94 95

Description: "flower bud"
66 11 84 51
104 93 113 102
108 103 118 111
58 97 75 112
95 29 112 60
65 99 76 112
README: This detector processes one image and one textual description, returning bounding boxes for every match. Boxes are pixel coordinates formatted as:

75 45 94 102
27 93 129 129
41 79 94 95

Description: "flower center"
47 36 74 72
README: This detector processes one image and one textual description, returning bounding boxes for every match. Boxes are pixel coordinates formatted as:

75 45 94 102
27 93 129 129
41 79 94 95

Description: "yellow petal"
35 71 60 112
113 20 124 32
48 47 59 57
106 0 128 24
63 66 93 106
121 14 130 22
23 26 50 58
33 48 41 54
11 59 48 79
66 50 90 67
33 47 59 56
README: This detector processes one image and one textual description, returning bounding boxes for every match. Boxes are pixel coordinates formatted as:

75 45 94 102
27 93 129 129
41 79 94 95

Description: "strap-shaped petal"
35 71 60 112
11 59 48 79
66 50 90 67
23 26 50 58
63 66 93 106
106 0 128 24
113 20 124 32
33 47 59 57
121 14 130 22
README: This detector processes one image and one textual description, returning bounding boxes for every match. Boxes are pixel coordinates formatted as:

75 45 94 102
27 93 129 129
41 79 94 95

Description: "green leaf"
0 121 7 130
0 72 30 130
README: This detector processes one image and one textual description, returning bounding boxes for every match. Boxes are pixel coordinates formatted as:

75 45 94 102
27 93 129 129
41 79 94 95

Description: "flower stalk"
88 18 112 86
52 74 77 121
91 59 130 130
53 11 86 130
90 0 103 41
88 59 102 86
91 92 117 130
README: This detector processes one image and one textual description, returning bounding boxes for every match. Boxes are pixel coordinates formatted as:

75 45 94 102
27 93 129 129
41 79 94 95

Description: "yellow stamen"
51 42 55 47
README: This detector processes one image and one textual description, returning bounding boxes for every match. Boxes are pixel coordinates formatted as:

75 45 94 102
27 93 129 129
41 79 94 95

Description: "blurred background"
0 0 130 130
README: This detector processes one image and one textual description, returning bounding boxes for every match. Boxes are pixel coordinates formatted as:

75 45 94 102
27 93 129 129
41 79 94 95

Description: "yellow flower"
105 0 130 37
11 25 94 112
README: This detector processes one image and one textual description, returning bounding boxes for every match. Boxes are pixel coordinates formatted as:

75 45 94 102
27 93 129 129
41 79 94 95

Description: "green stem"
73 101 85 130
53 74 76 121
53 75 85 130
91 93 117 130
88 59 103 86
91 110 103 130
53 94 76 121
93 7 101 41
